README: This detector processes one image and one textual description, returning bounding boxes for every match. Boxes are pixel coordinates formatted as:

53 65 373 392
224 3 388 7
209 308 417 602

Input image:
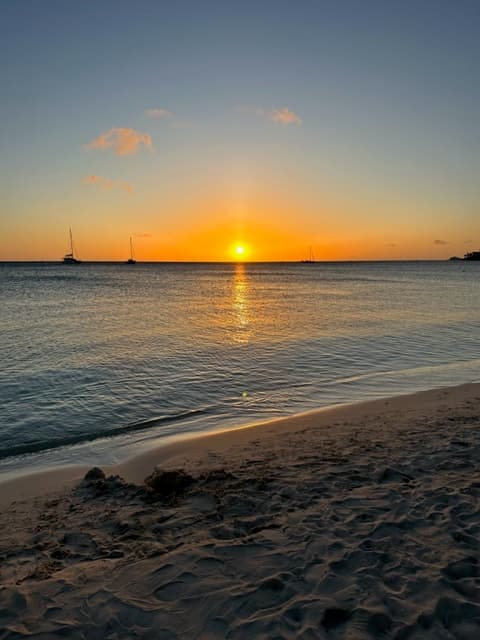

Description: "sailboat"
63 228 82 264
126 237 136 264
301 246 315 263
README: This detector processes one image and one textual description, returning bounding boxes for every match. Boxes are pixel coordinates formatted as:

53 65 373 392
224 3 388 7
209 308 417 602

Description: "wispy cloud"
82 175 133 193
386 242 397 247
84 128 152 156
239 105 302 125
434 239 449 246
145 108 172 118
270 107 302 125
145 108 192 129
134 233 152 238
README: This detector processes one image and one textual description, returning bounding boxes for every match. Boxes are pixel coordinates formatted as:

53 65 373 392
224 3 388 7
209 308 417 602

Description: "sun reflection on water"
232 263 251 343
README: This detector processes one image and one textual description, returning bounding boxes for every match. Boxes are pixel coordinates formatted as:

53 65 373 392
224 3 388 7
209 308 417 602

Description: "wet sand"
1 383 479 638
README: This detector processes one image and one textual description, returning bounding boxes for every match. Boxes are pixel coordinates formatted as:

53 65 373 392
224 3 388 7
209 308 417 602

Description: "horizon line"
0 258 461 264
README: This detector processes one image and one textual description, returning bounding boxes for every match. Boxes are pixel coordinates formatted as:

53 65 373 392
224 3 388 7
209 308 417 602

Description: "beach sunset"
1 2 479 638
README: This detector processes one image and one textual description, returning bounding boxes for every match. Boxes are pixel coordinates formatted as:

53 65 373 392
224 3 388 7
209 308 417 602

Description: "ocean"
1 261 479 478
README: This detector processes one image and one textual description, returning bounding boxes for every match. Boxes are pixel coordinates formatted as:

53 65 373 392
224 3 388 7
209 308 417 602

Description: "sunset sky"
1 0 479 261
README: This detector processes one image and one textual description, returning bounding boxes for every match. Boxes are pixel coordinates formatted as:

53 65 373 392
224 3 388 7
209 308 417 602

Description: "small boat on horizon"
126 237 136 264
63 228 82 264
301 246 315 263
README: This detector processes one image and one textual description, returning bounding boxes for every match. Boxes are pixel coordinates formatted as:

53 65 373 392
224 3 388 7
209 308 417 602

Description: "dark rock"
144 468 195 497
103 475 128 491
84 467 106 482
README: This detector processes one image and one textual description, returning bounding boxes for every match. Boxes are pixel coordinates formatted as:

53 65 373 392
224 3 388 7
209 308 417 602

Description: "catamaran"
63 229 82 264
126 237 136 264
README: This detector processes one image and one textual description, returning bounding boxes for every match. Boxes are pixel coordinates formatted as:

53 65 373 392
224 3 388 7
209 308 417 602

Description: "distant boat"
301 246 315 263
63 228 82 264
126 237 136 264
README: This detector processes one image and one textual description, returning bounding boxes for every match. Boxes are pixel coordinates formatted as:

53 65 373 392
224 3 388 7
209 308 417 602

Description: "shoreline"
1 380 479 637
113 381 480 483
1 381 478 504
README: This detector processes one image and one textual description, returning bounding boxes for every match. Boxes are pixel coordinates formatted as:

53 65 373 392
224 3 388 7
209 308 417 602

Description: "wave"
0 408 207 462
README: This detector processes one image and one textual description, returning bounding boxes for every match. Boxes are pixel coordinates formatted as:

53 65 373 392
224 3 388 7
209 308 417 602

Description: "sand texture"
0 384 479 639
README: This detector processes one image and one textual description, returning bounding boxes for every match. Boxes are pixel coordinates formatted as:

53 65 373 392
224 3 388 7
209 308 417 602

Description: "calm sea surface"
1 261 479 478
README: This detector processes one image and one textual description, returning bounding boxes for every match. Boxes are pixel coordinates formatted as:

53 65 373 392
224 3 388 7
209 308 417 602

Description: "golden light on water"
232 263 251 343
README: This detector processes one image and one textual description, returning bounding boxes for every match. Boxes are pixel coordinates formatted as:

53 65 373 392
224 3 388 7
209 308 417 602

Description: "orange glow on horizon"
0 188 469 262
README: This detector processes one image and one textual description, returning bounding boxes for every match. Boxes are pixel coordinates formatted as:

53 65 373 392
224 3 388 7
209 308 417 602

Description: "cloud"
239 105 302 125
82 175 133 193
270 107 302 125
145 108 172 118
134 233 152 238
386 243 397 247
434 239 449 245
145 108 193 129
84 128 152 156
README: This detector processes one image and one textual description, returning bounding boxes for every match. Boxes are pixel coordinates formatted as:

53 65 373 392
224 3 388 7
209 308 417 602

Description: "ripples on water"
1 261 479 475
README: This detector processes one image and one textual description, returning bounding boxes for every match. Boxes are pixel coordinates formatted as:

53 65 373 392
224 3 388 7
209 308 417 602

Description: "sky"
1 0 479 261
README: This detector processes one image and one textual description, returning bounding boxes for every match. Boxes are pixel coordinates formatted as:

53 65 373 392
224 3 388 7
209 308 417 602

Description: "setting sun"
231 243 250 260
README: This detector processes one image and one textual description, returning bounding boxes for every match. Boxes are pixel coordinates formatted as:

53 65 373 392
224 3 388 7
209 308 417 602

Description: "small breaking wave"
0 408 208 461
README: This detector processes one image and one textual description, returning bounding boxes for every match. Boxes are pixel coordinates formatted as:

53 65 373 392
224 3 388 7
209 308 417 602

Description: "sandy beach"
1 383 479 639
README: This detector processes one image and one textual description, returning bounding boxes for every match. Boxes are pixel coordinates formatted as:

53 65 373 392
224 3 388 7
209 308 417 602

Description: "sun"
230 243 250 261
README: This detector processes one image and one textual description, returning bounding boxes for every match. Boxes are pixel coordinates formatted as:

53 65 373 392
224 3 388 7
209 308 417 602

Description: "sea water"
1 261 479 477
